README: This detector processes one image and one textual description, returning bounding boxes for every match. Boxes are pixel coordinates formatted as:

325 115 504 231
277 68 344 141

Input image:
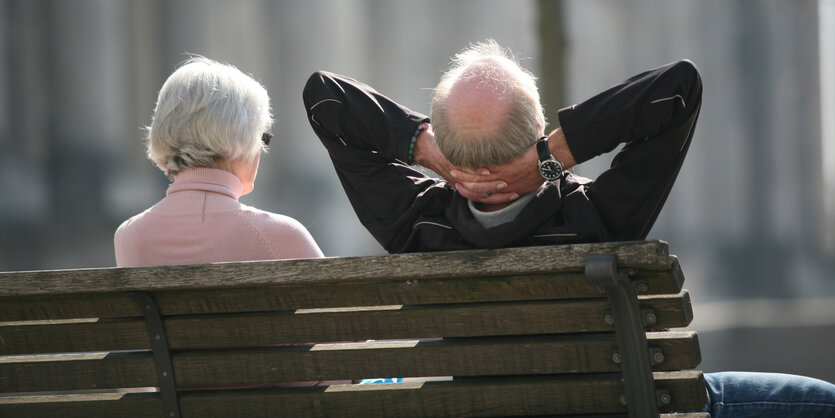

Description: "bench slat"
177 371 704 417
0 241 670 297
655 371 709 414
0 351 156 392
0 371 705 417
0 332 700 392
171 332 700 386
1 293 692 354
155 265 683 315
168 295 693 348
0 392 162 418
165 297 691 348
155 273 606 315
0 293 141 321
0 320 149 355
0 266 683 321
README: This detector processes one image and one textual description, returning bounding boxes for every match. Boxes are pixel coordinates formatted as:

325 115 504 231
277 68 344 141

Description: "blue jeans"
702 372 835 417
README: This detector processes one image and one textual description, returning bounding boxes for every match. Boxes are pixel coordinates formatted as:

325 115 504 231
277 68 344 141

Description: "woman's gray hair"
431 40 545 168
146 56 272 177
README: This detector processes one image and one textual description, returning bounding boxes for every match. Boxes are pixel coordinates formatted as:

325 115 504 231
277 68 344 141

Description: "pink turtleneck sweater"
114 167 323 267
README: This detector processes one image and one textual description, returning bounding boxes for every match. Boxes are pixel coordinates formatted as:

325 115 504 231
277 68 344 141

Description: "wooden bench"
0 241 708 417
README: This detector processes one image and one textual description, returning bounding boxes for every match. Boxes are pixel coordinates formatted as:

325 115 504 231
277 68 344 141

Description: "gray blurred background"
1 0 834 382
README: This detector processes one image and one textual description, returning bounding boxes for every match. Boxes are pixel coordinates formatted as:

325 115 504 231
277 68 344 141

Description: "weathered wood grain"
0 332 700 392
0 390 708 418
655 371 709 414
171 331 700 386
164 294 693 348
0 372 705 418
0 241 669 296
0 293 141 321
0 319 148 355
154 273 606 315
167 371 702 417
648 331 702 370
0 351 156 392
641 291 694 328
0 267 683 321
0 392 162 418
0 389 709 418
1 293 692 354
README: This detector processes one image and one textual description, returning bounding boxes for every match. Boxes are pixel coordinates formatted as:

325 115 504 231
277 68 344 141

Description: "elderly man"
303 40 835 416
304 41 697 253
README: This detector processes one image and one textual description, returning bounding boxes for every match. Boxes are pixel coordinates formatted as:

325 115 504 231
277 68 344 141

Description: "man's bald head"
431 41 545 168
444 58 515 140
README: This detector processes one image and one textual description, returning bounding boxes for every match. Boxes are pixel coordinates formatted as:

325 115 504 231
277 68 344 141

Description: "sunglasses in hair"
261 132 273 147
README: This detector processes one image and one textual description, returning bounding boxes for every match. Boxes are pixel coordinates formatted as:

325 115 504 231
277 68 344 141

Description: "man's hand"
413 126 518 204
451 128 577 201
453 145 542 197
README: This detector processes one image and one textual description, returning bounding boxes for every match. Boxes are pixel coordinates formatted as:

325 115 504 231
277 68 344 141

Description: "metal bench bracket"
585 254 659 418
130 292 181 418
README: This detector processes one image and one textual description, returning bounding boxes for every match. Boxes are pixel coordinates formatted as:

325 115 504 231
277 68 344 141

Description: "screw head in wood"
653 351 665 364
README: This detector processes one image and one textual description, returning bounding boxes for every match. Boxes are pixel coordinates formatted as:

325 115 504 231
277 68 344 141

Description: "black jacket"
303 60 702 253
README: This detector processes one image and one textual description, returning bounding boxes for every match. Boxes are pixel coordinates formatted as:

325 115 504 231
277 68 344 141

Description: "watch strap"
536 136 551 162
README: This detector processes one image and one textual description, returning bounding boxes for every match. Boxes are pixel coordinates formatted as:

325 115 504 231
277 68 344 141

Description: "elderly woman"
115 57 323 267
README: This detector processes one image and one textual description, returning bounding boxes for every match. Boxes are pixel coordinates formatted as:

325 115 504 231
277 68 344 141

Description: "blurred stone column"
47 0 132 226
538 0 566 124
0 0 51 225
0 0 54 269
821 0 835 254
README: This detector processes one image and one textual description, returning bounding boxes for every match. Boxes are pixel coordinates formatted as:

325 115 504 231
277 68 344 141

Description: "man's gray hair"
146 56 272 177
431 40 545 168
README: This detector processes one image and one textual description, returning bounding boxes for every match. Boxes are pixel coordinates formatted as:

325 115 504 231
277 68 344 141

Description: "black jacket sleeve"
558 59 702 165
302 71 449 252
557 60 703 240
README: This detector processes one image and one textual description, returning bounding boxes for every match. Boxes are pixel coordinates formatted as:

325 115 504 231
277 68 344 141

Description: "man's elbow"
663 59 702 111
303 71 341 108
673 59 702 97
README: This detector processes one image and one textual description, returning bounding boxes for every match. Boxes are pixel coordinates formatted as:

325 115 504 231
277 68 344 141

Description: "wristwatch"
536 136 563 181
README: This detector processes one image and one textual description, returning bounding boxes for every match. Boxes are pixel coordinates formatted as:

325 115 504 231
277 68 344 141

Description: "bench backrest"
0 241 707 417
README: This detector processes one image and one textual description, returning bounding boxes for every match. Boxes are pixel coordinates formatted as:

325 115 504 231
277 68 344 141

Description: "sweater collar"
167 167 243 200
467 192 537 229
446 180 564 248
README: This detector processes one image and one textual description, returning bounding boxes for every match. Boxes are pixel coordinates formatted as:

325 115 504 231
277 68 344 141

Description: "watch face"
539 160 562 180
